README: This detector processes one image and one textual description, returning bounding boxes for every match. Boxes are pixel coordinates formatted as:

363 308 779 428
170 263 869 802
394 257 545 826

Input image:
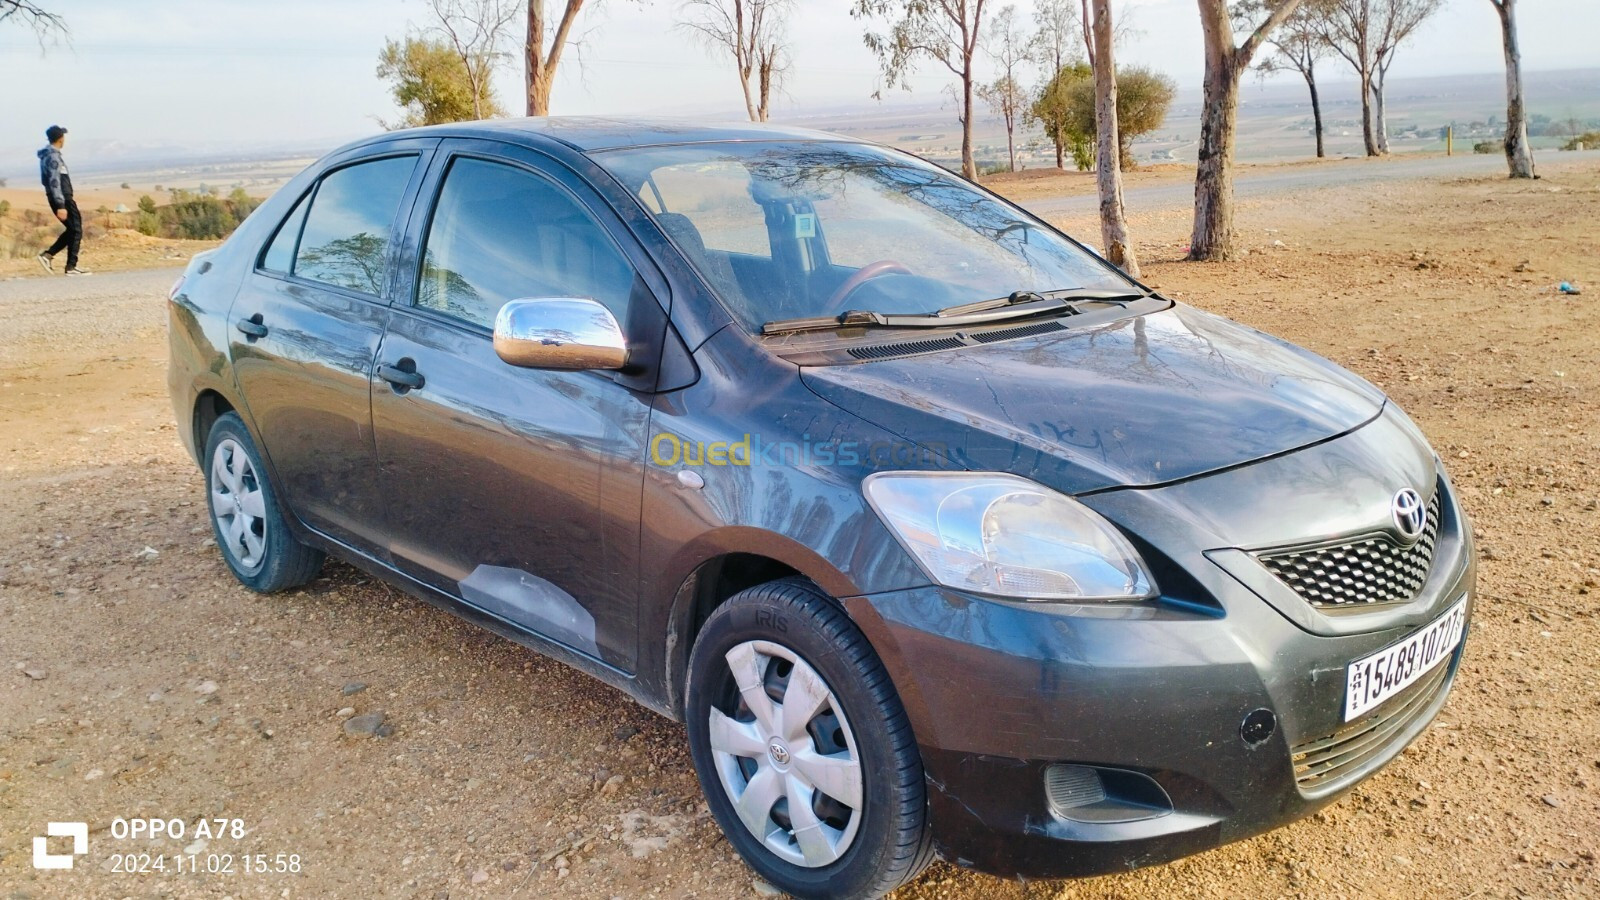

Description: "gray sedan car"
168 118 1473 899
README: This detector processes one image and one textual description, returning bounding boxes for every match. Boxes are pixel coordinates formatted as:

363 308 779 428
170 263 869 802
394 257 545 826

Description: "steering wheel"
824 260 914 312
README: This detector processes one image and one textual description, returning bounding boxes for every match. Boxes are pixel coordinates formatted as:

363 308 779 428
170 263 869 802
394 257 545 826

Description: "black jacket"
38 145 73 211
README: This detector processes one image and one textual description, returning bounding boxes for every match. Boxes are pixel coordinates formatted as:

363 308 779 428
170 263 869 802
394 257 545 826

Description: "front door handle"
235 315 268 339
377 361 425 392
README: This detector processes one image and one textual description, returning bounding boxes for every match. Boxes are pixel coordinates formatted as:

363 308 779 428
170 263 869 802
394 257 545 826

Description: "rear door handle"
377 362 425 391
235 315 268 339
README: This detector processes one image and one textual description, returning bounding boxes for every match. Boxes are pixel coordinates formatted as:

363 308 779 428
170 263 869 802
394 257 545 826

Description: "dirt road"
2 159 1597 899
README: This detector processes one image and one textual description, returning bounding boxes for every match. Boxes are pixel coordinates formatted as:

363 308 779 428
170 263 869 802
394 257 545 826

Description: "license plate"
1344 597 1467 721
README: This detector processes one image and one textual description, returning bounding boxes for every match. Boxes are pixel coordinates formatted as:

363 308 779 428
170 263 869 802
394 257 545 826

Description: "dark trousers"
45 199 82 269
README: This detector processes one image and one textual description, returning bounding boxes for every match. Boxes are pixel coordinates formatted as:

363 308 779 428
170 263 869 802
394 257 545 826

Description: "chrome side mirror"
493 298 628 371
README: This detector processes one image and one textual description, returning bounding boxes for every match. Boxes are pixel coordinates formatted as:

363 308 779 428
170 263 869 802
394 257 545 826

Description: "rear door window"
291 155 417 295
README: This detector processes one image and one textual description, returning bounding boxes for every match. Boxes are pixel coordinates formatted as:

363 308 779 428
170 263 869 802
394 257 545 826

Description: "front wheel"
202 412 324 592
685 579 932 900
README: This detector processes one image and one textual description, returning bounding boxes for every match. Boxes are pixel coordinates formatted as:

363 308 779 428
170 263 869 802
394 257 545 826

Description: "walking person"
36 125 90 276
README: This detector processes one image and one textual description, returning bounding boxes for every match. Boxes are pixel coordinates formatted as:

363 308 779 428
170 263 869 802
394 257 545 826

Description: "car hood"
801 304 1386 494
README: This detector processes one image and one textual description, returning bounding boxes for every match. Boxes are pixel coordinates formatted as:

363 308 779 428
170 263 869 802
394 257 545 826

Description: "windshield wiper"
760 288 1153 335
934 287 1148 317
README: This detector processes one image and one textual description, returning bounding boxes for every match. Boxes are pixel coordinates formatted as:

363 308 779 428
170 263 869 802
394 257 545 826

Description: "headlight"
864 472 1156 601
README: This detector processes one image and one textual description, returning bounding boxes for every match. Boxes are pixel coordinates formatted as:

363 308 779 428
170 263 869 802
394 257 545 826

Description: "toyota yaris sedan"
168 119 1473 899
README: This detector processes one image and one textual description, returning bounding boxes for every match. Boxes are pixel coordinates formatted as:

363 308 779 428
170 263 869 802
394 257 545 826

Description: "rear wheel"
685 579 932 899
203 412 324 592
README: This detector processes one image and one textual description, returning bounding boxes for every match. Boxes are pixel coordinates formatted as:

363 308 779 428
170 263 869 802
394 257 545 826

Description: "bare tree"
981 5 1030 172
1030 0 1082 168
1240 0 1331 158
1314 0 1379 156
1 0 65 43
853 0 990 180
1078 0 1094 66
427 0 519 120
1489 0 1534 178
679 0 792 122
526 1 638 115
1087 0 1140 276
1190 0 1304 261
1031 0 1080 78
1370 0 1442 152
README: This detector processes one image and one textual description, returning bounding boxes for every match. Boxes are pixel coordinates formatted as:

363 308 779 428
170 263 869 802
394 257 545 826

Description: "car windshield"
593 141 1135 332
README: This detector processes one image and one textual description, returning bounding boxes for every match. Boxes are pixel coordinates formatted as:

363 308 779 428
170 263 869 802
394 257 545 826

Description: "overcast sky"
1 0 1595 154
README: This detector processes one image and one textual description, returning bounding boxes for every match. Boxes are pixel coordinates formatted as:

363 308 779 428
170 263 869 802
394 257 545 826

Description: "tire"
202 412 324 593
685 578 933 900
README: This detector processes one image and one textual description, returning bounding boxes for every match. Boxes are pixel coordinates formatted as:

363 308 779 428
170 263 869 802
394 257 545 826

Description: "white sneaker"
64 267 92 276
36 252 53 273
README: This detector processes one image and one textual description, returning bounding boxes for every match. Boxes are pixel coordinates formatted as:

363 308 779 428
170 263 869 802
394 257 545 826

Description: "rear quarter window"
259 191 310 274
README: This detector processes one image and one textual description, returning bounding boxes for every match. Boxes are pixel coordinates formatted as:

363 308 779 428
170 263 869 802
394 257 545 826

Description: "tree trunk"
1054 137 1065 169
1006 116 1017 172
739 65 758 122
1372 65 1390 154
526 4 546 115
1357 70 1378 156
1306 66 1325 158
960 70 977 179
527 66 553 116
1079 0 1094 67
1190 49 1241 261
1091 0 1139 277
1494 0 1535 178
758 61 773 122
526 0 585 116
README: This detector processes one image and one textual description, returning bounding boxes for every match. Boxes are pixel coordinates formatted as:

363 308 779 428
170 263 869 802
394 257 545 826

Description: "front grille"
1290 657 1453 791
1257 491 1442 608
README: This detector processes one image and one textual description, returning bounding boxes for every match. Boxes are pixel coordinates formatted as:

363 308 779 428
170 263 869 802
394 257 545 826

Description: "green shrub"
1562 131 1600 150
1473 140 1502 155
141 190 261 240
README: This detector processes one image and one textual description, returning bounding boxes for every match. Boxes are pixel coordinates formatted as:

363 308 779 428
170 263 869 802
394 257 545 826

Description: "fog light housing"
1044 764 1173 823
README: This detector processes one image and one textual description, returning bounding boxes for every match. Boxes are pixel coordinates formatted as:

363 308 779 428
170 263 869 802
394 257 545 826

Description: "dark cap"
46 125 68 143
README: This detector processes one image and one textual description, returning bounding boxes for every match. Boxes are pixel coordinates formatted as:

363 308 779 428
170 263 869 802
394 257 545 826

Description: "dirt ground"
1 157 1597 899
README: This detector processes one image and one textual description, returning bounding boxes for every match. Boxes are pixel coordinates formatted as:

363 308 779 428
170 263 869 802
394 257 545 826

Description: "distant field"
804 67 1600 170
13 67 1594 200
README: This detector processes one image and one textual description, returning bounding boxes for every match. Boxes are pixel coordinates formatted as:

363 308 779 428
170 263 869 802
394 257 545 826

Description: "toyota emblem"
1391 488 1426 543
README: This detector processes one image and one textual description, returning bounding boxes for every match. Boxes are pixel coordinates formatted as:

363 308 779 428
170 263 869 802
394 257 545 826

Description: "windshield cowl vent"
847 337 966 360
968 319 1068 344
844 319 1071 361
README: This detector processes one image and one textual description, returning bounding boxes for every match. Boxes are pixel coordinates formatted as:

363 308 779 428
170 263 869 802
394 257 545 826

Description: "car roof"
372 116 850 153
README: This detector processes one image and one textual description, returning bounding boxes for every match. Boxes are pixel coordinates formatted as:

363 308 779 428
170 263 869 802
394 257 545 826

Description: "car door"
370 141 663 671
229 143 434 556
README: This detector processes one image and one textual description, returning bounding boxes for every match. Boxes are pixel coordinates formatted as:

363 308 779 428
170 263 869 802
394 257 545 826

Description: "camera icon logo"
33 822 88 870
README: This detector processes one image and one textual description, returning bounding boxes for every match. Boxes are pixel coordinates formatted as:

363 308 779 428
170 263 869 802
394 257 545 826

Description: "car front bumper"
843 480 1475 879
